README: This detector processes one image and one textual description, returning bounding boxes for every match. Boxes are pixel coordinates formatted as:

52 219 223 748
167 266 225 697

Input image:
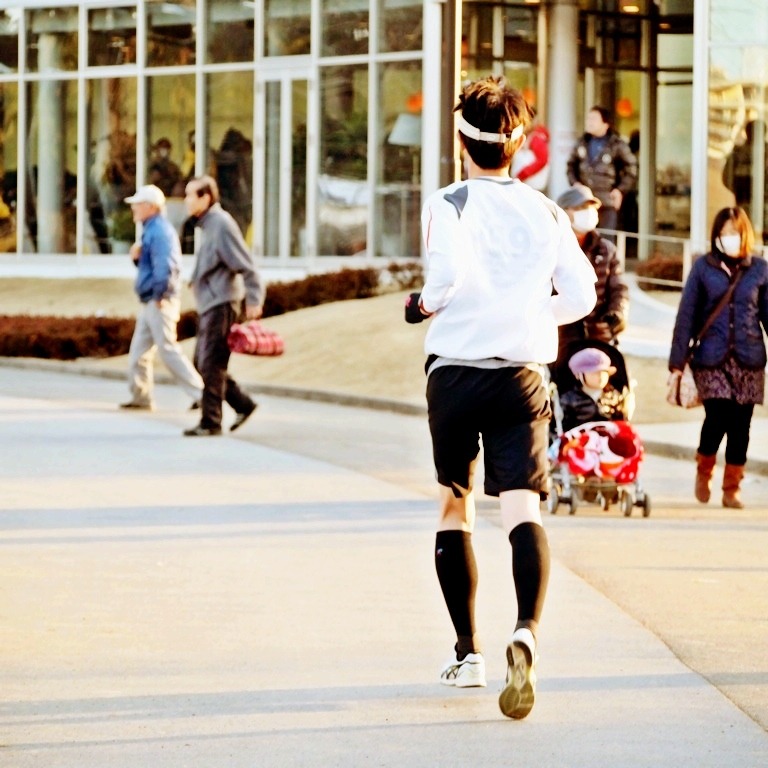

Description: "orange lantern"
615 98 633 118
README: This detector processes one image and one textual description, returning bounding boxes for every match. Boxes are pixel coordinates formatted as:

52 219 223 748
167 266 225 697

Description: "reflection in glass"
146 0 196 66
291 80 308 257
207 0 254 64
709 5 768 242
207 71 253 234
263 79 309 259
147 75 194 197
379 0 422 53
87 78 138 254
27 80 77 253
27 7 78 72
0 11 19 73
0 82 18 253
88 8 137 67
322 2 368 57
319 65 368 255
375 61 422 259
265 0 310 56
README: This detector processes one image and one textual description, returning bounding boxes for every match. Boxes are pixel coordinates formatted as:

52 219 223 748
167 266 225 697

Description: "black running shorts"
426 364 551 498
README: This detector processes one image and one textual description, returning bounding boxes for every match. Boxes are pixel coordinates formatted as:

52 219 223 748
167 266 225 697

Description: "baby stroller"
547 339 651 517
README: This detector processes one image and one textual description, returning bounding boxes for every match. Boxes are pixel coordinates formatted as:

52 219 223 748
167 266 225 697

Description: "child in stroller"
548 340 650 516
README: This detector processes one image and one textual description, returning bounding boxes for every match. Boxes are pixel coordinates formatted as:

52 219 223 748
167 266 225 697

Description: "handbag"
227 320 285 356
667 268 744 408
666 363 700 408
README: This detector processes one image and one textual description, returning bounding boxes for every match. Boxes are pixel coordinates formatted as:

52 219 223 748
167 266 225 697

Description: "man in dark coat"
566 106 637 232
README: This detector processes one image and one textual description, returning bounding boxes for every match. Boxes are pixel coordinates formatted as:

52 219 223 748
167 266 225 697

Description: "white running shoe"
439 651 487 688
498 627 537 719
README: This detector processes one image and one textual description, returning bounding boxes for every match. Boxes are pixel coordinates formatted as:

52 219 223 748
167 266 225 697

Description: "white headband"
457 114 524 144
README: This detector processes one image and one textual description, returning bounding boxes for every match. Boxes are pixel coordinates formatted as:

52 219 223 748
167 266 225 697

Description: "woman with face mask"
669 206 768 508
550 185 629 387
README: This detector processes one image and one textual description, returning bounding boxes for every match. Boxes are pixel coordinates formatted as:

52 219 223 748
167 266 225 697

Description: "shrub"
0 265 415 359
635 255 683 291
0 315 135 360
262 267 380 317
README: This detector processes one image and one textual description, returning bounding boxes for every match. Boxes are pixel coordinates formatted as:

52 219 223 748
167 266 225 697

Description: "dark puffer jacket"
566 131 637 207
559 230 629 347
669 253 768 371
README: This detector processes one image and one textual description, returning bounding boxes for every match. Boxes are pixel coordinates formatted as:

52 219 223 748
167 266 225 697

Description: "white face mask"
717 234 742 257
571 207 599 233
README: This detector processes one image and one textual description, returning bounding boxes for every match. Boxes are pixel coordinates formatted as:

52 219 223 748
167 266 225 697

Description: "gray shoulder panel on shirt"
443 185 469 218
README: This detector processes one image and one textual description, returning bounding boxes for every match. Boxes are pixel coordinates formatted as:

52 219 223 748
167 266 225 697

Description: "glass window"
26 7 78 73
710 1 768 242
88 7 137 67
87 78 138 254
147 74 194 250
207 0 254 63
654 33 693 240
0 10 19 73
262 78 309 259
375 61 421 259
207 71 254 235
146 0 196 67
264 0 310 56
26 79 77 254
147 74 194 246
379 0 422 53
0 82 18 253
322 0 369 57
319 65 368 256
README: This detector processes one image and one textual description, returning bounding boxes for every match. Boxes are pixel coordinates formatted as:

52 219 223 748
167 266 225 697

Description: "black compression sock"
435 530 480 657
508 522 550 637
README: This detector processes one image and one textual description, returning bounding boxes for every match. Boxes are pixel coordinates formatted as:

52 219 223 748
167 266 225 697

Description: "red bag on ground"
227 320 285 356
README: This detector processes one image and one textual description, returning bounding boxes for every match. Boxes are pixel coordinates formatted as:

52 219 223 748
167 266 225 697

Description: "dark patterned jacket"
559 230 629 347
566 131 637 208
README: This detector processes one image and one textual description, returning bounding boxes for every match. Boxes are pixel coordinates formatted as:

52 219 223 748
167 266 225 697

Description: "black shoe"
120 401 154 411
183 425 222 437
230 403 257 433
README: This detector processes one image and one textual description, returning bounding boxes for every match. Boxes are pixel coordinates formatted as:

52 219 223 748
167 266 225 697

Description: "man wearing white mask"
551 185 629 385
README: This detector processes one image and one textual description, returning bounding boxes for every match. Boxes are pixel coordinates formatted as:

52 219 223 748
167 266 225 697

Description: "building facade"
0 0 765 276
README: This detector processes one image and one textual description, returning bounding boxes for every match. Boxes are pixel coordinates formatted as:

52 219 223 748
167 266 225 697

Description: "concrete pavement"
1 368 767 766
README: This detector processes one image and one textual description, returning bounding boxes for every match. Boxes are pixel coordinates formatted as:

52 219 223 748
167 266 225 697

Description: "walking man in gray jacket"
182 175 264 436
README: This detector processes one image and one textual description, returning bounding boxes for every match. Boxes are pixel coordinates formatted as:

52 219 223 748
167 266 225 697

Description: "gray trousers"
127 297 203 405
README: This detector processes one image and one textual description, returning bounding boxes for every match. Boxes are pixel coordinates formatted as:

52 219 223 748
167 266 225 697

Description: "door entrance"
256 67 312 262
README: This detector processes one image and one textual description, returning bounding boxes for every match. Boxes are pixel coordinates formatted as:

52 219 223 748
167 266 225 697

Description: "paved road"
1 368 767 766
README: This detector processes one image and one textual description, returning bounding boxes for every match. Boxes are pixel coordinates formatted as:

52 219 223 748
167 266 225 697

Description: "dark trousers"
194 302 254 429
597 204 618 234
699 398 754 466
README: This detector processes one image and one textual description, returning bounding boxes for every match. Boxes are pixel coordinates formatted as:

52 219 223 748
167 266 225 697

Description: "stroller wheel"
641 493 652 517
547 485 560 514
600 493 612 511
620 491 633 517
569 492 579 515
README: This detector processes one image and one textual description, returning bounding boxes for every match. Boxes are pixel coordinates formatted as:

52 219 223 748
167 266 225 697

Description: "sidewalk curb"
5 356 768 476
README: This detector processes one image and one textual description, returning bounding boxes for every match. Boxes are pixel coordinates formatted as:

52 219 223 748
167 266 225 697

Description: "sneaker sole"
498 641 535 719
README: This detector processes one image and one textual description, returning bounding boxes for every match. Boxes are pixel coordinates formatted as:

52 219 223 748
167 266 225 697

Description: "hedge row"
0 265 423 360
634 255 683 291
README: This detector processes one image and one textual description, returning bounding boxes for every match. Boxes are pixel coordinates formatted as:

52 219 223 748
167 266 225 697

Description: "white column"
36 33 64 253
546 0 580 201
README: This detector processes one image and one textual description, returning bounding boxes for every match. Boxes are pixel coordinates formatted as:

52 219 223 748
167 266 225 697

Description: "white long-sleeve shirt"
420 177 597 364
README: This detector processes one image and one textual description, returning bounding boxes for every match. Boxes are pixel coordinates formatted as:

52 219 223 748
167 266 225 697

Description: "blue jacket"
134 213 182 303
669 252 768 371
